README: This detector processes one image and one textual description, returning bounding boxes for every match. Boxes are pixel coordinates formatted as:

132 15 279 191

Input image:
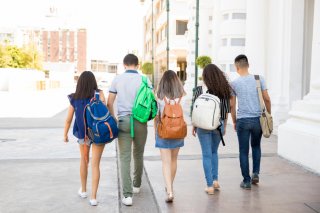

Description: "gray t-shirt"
231 74 267 119
109 70 151 117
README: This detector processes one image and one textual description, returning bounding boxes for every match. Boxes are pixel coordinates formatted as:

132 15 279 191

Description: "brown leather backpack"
157 97 187 139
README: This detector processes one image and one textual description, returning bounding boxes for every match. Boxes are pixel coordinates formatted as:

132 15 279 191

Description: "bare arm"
262 90 271 114
64 105 74 142
107 93 117 118
223 114 228 135
99 90 106 105
230 96 237 131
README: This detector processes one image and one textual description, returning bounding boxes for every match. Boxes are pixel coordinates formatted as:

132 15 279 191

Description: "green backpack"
131 76 158 137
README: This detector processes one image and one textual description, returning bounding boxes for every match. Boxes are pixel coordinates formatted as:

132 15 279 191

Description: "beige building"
142 0 189 85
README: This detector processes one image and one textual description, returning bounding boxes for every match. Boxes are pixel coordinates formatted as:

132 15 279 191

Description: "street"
0 109 320 213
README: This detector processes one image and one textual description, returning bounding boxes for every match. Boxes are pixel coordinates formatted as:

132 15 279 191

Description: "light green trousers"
118 115 147 197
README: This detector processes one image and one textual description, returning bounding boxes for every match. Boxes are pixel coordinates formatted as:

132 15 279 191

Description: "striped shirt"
192 86 230 120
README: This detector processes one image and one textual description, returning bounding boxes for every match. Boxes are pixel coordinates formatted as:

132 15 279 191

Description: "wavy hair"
156 70 186 100
202 64 232 99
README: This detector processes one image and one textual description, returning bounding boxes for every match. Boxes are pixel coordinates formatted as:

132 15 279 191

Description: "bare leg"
91 144 105 200
79 144 90 192
170 148 180 185
160 149 173 193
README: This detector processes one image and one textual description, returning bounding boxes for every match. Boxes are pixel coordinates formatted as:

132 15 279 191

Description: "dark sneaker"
240 181 251 190
252 173 259 184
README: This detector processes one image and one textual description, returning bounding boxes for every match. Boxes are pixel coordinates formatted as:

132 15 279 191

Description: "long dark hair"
157 70 186 100
73 71 99 99
202 64 232 99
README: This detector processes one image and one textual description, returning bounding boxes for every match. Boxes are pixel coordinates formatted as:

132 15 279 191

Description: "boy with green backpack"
107 54 157 206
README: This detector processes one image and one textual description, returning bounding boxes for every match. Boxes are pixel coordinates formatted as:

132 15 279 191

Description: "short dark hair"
234 54 249 68
123 54 139 66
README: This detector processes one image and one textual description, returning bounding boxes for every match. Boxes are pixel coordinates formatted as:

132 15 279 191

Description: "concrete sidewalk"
0 112 319 213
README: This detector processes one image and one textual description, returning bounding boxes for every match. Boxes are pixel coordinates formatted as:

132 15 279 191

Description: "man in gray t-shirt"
107 54 150 206
230 55 271 189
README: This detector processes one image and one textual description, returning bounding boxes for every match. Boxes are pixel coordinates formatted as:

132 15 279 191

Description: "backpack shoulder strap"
141 75 149 86
94 90 100 101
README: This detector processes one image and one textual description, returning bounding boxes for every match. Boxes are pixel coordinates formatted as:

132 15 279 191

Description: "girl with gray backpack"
191 64 232 195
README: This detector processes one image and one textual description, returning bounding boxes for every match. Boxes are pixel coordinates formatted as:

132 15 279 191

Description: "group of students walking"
63 53 272 206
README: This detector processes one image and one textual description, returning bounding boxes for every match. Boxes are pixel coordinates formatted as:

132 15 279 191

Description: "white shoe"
122 197 133 206
78 188 87 198
89 199 98 206
133 187 140 194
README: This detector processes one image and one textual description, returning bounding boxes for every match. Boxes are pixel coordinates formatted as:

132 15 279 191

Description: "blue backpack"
84 91 118 144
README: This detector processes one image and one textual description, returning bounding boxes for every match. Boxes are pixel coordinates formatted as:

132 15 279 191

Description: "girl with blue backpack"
63 71 107 206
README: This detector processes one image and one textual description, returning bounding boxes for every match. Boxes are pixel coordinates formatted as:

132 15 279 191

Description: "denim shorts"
77 139 91 146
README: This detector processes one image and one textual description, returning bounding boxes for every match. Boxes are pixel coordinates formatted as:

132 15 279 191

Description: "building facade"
183 0 247 99
143 0 189 85
21 28 87 74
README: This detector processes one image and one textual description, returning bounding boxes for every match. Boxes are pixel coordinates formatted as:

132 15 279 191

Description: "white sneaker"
78 188 87 198
89 199 98 206
122 197 133 206
133 187 140 194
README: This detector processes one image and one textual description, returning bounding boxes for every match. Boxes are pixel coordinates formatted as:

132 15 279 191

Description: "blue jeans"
197 124 224 187
236 117 262 183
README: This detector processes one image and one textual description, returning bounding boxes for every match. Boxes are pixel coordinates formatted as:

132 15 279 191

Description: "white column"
245 0 267 76
278 0 320 174
266 0 305 132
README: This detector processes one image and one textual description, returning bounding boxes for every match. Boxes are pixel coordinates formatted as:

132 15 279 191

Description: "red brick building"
24 28 87 73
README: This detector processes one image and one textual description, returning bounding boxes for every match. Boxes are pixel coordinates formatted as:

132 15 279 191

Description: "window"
223 13 229 20
161 0 165 10
176 20 188 35
231 38 245 46
108 65 117 73
208 43 212 48
220 64 226 72
230 64 236 72
161 26 166 40
232 13 246 20
221 38 228 46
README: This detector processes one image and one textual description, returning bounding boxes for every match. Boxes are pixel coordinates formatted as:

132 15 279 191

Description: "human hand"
233 123 236 131
192 126 197 137
64 135 69 143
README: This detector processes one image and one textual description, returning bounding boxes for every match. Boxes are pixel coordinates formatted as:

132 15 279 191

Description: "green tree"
141 62 154 75
0 43 43 70
196 55 212 69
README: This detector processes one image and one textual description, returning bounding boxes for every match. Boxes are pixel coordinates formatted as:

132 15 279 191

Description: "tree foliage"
196 55 212 69
0 43 43 70
141 62 154 75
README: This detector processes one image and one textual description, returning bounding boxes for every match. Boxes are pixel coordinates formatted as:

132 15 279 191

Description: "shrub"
141 62 154 75
196 56 212 69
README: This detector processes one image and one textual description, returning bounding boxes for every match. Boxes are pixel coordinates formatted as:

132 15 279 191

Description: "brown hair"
157 70 186 100
202 64 232 99
73 71 99 99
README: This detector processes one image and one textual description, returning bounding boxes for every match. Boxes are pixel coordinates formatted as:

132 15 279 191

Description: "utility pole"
151 0 155 86
166 0 170 70
191 0 200 116
194 0 199 88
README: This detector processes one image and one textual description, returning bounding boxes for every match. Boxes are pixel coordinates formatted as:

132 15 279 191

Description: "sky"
0 0 145 63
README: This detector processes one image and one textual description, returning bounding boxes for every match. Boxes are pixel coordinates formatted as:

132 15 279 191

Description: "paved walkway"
0 110 319 213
